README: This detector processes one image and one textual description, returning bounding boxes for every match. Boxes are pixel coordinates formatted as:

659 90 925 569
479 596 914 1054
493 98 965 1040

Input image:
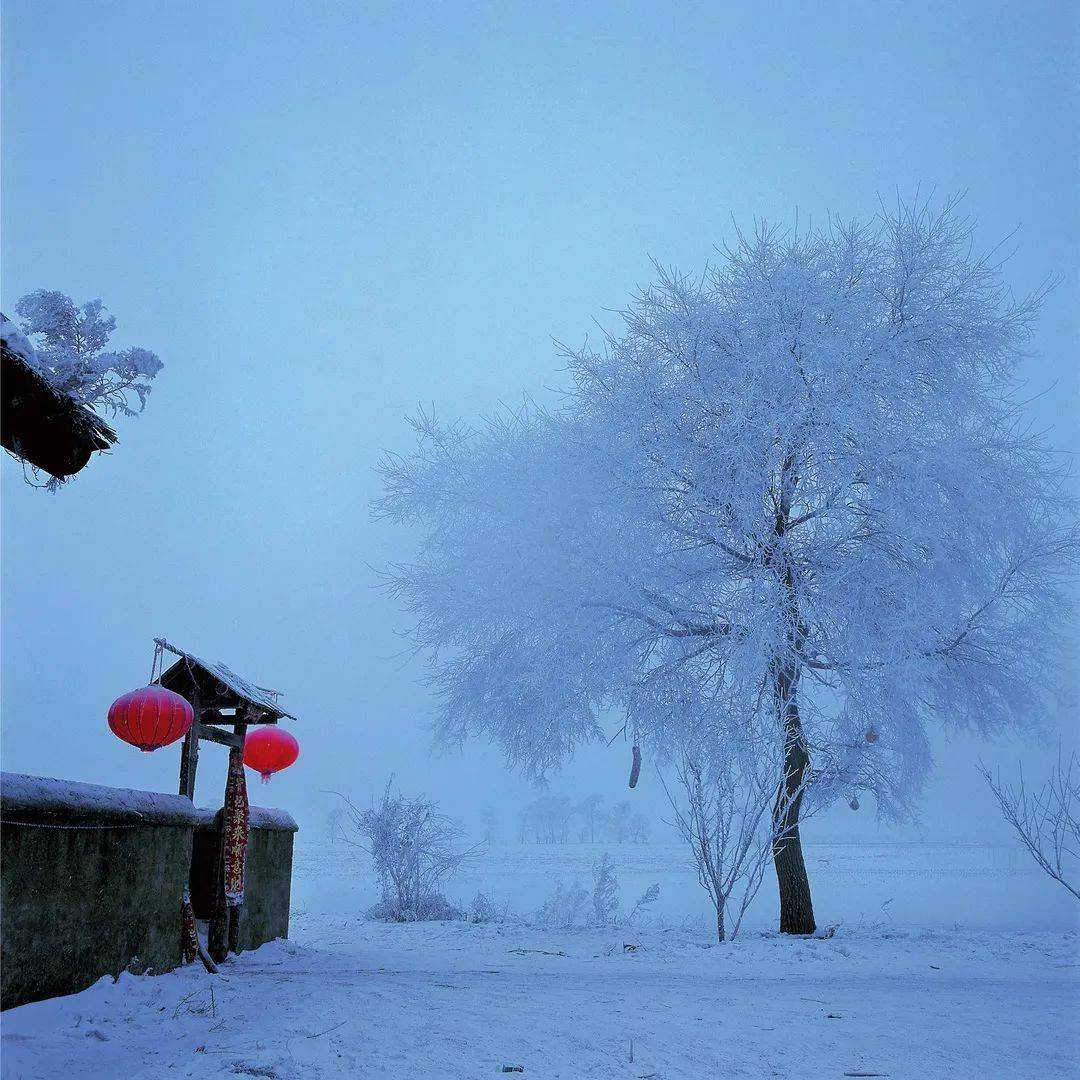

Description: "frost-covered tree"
523 794 574 843
378 199 1076 935
575 793 606 842
480 806 500 844
629 812 651 844
325 805 344 844
535 879 590 930
609 800 635 844
13 290 162 415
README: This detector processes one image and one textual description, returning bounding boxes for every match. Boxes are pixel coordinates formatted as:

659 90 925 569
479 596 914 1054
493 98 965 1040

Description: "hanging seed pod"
865 727 879 744
849 795 860 811
628 745 642 788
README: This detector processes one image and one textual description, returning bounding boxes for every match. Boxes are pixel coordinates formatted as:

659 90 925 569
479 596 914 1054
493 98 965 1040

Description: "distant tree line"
511 795 650 845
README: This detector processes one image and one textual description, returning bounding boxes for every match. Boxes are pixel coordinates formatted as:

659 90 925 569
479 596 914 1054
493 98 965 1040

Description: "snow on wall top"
193 805 299 832
1 774 297 831
1 773 201 827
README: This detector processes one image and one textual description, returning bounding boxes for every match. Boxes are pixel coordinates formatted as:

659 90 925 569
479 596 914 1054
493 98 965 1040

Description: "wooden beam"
178 690 200 800
198 709 235 725
194 723 243 750
208 807 229 963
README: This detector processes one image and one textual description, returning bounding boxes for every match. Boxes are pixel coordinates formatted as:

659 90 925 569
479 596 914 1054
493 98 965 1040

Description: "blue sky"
2 1 1076 841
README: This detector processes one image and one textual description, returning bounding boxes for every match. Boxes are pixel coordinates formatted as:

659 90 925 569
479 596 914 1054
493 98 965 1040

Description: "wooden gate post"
178 690 201 800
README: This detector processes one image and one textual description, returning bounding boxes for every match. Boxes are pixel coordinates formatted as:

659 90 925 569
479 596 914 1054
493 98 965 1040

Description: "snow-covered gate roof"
155 637 297 722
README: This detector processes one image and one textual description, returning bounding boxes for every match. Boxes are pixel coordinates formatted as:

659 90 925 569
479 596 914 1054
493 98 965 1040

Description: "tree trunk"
771 662 816 935
716 903 725 943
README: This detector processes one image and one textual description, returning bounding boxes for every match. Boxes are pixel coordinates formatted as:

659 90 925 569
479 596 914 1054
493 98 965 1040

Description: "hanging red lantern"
243 727 299 782
108 685 193 752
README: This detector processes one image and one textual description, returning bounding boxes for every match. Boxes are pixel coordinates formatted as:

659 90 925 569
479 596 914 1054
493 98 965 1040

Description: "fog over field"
293 838 1078 933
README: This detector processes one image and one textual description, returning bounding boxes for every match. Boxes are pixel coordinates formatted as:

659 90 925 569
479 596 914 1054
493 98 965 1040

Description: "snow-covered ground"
3 841 1077 1079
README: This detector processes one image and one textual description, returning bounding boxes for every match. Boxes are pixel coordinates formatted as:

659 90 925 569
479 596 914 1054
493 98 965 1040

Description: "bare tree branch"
979 753 1080 902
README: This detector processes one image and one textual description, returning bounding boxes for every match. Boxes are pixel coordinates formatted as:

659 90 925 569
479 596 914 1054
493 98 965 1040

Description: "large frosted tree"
378 200 1075 934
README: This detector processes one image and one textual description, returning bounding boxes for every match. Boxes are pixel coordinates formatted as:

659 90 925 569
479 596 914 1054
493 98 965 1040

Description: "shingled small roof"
155 637 296 722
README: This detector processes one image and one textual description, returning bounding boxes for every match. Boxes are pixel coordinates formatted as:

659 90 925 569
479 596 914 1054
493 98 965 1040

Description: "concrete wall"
1 774 198 1009
1 773 298 1010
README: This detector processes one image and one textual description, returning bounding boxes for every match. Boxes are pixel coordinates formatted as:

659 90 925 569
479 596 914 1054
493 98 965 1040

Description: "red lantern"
108 685 193 752
243 727 299 782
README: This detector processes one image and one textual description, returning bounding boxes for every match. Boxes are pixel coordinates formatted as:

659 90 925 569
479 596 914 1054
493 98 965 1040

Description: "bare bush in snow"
338 782 476 922
980 753 1080 902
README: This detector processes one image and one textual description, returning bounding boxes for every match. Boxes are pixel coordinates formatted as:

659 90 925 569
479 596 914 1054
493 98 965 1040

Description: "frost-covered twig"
979 753 1080 902
625 883 661 925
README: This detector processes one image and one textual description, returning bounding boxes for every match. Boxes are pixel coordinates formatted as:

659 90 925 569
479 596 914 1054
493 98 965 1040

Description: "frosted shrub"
534 858 660 929
367 893 461 923
468 892 500 923
535 880 590 930
339 782 474 922
591 854 619 927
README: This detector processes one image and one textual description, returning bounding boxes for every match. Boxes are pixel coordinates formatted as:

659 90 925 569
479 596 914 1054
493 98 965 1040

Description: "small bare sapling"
661 746 812 942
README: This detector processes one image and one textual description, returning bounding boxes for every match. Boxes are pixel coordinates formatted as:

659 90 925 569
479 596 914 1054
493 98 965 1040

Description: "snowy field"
3 840 1077 1080
293 839 1080 934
